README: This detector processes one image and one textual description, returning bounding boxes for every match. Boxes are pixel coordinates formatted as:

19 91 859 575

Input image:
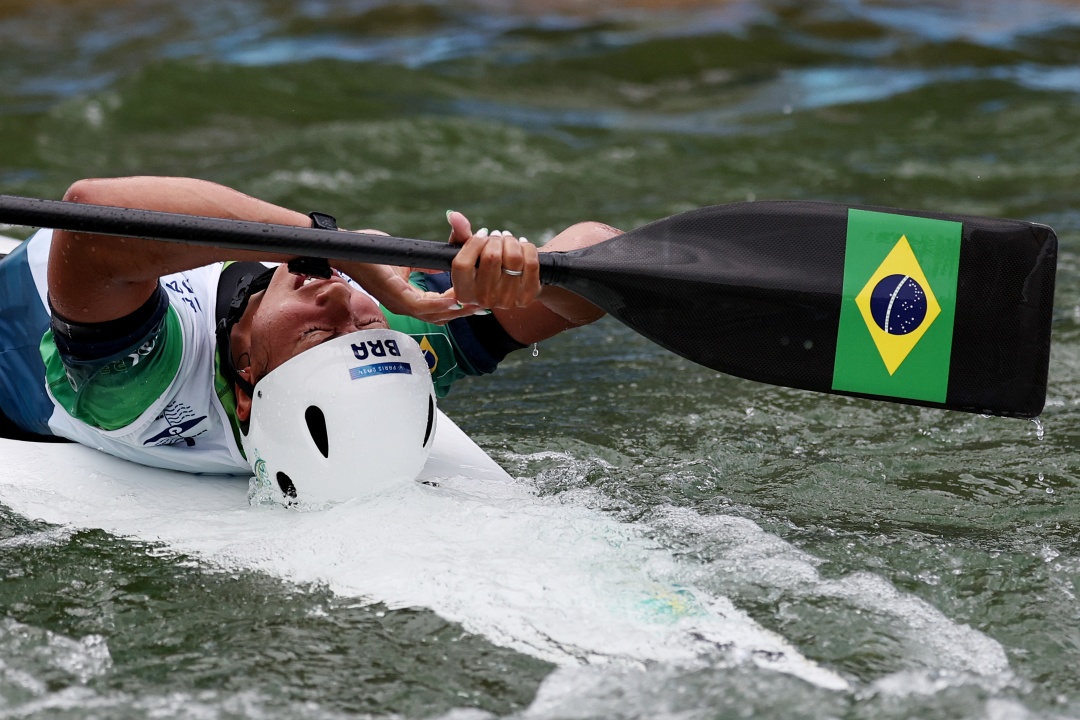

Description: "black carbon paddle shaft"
0 194 1056 417
0 195 466 271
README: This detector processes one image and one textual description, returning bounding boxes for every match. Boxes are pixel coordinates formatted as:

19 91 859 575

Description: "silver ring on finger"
502 268 524 277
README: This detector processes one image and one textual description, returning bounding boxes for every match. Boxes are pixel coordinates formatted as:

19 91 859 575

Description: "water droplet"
1030 417 1045 440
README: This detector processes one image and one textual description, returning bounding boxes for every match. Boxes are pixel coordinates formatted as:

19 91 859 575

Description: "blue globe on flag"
869 274 927 336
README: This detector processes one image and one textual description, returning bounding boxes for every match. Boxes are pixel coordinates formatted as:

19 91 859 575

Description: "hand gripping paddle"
0 195 1056 417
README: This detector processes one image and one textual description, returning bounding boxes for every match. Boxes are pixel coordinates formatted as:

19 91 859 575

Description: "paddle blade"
541 201 1056 418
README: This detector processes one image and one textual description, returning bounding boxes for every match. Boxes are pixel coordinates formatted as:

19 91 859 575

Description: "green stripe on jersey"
41 306 184 431
214 347 246 459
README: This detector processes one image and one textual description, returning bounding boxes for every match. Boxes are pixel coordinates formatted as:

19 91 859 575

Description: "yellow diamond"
418 336 439 374
854 236 941 375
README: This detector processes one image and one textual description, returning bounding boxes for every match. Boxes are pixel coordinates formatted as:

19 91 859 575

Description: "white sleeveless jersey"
26 229 254 475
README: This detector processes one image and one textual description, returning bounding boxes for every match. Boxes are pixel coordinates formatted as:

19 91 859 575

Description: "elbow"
62 178 113 205
539 221 621 254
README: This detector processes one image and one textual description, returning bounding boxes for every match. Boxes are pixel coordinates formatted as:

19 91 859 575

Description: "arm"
49 177 464 324
50 177 307 323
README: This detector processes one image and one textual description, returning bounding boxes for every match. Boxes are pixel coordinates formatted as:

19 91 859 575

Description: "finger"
413 300 484 324
451 230 487 305
447 211 473 246
438 287 483 316
375 273 460 316
424 289 485 324
388 283 482 323
478 232 506 303
498 233 526 308
518 238 541 307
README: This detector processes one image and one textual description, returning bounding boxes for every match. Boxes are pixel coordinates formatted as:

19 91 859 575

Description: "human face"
238 264 389 382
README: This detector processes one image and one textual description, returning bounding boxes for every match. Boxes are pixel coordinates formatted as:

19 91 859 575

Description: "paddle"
0 194 1056 418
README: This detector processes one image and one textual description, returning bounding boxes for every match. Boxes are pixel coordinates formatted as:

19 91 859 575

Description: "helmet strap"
215 264 276 433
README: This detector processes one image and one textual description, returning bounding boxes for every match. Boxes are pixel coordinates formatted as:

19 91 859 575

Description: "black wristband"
308 211 338 231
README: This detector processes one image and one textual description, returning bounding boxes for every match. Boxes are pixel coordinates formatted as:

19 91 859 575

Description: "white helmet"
241 329 437 504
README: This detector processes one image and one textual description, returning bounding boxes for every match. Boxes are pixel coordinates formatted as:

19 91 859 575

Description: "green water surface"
3 1 1080 717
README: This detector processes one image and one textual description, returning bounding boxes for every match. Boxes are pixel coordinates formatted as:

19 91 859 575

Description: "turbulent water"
3 0 1080 717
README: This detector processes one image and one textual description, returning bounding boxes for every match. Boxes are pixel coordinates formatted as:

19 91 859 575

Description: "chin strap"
216 264 275 415
216 212 340 434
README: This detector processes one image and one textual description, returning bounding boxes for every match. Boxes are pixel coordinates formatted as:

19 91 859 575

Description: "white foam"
0 421 846 691
521 661 846 720
0 526 75 550
0 686 356 720
0 618 111 707
1 421 1012 696
649 506 1012 684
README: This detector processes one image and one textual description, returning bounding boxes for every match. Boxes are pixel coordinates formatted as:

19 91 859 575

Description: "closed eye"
302 327 349 346
301 327 334 345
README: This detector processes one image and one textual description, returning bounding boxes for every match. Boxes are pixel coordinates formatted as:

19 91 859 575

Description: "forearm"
537 286 606 326
50 177 310 322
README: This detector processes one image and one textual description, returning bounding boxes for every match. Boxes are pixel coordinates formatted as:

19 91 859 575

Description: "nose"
314 280 352 306
313 282 356 323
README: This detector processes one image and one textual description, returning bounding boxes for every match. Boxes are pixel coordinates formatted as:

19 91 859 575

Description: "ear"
234 369 254 422
236 387 252 422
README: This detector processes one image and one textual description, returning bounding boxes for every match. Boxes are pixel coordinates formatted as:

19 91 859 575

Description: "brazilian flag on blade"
832 209 962 404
